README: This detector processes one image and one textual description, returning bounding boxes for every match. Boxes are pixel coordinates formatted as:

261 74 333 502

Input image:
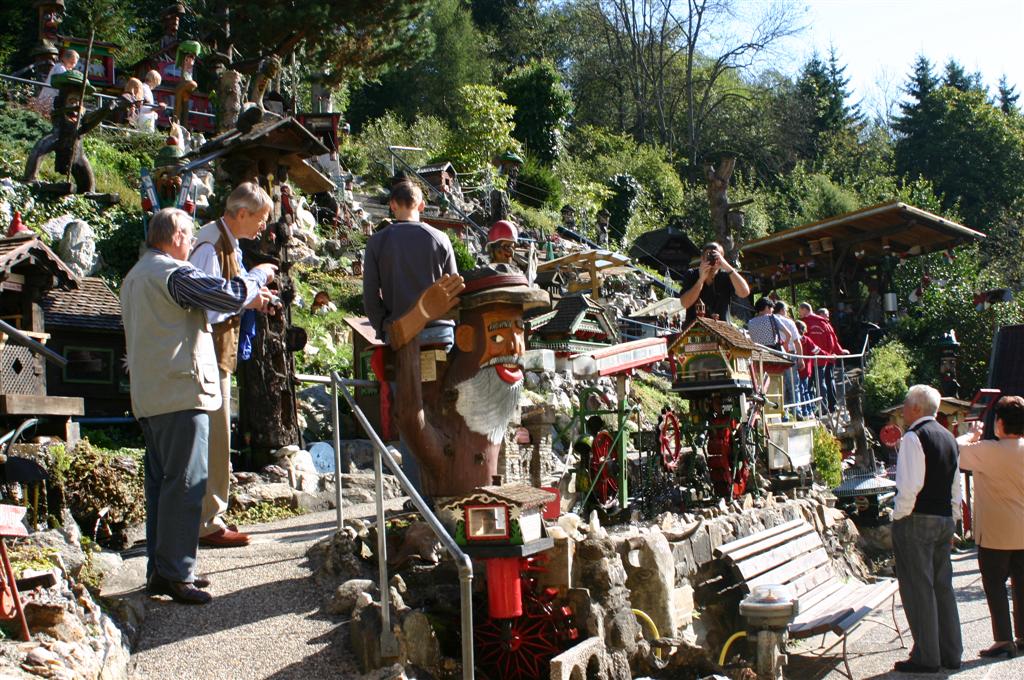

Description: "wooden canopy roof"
740 202 984 283
41 277 121 331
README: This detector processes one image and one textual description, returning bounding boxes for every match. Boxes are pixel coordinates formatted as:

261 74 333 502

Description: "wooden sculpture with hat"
486 220 518 266
23 69 138 195
389 263 549 498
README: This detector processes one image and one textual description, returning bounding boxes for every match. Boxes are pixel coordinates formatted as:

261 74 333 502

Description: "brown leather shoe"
199 528 251 547
193 573 211 589
147 574 212 605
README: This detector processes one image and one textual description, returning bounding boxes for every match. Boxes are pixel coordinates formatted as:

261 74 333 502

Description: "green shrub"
452 237 478 273
513 157 562 208
812 425 843 487
864 340 914 417
60 440 145 548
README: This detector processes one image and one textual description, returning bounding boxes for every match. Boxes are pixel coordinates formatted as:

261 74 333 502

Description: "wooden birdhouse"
439 484 555 550
526 294 618 368
669 316 758 396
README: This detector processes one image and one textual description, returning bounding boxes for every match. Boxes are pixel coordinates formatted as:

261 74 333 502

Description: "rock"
234 471 262 485
522 349 556 373
231 482 295 510
275 444 302 459
88 550 123 584
387 522 442 570
401 610 441 670
327 579 377 616
338 473 403 506
342 440 376 472
323 239 344 257
16 529 85 578
24 601 66 630
57 220 100 278
39 214 77 242
622 531 678 637
260 464 289 482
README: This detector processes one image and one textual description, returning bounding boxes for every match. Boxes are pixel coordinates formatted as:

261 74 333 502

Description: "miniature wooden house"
40 277 129 417
0 234 83 436
438 484 555 548
526 294 618 364
416 162 463 202
669 316 758 396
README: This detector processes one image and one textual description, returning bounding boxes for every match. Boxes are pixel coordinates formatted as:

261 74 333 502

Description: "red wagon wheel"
659 411 683 472
588 430 619 508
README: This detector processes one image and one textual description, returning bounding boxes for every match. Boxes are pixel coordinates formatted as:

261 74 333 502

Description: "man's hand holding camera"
246 263 280 315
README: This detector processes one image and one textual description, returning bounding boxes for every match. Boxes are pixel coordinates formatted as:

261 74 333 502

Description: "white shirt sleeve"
189 241 233 325
893 430 926 520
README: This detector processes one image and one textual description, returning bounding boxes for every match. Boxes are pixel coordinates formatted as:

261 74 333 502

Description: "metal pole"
459 558 475 680
331 372 344 531
0 319 67 367
373 432 400 657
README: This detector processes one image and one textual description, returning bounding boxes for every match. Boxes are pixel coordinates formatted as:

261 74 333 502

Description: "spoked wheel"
659 411 683 472
588 430 619 509
731 417 762 499
475 611 564 680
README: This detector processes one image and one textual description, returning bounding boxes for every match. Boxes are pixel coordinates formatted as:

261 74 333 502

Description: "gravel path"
788 547 1024 679
130 501 401 680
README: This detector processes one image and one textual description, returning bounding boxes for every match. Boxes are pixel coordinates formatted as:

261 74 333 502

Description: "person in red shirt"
798 302 848 412
795 319 823 416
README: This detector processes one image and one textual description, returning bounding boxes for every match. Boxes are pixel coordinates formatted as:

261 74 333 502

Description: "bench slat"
716 519 806 557
794 579 846 612
731 533 824 582
789 563 839 600
747 547 831 592
792 583 864 628
830 578 900 634
721 523 820 564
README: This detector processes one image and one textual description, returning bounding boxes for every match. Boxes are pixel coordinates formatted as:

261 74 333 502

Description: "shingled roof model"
677 315 757 352
0 234 79 292
528 294 617 340
440 484 555 511
41 277 122 331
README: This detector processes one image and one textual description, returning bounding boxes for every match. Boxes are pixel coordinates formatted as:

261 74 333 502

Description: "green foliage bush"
812 425 843 487
443 84 520 175
352 112 453 186
864 340 914 417
59 440 145 548
452 237 478 273
513 157 562 208
502 60 572 164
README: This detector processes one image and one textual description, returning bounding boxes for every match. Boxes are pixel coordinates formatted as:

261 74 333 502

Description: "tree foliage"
502 61 572 164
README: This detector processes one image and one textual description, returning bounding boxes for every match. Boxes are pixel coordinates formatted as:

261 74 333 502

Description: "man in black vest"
891 384 963 673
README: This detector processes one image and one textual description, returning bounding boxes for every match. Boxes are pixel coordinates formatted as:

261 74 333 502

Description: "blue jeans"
892 514 962 668
140 409 210 583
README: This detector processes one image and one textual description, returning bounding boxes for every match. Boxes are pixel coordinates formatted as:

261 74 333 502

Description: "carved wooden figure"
391 265 548 498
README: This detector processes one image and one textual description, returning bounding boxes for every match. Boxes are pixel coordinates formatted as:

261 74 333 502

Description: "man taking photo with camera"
679 242 750 323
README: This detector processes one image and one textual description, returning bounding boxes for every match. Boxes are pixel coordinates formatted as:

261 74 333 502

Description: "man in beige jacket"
190 183 274 547
958 395 1024 658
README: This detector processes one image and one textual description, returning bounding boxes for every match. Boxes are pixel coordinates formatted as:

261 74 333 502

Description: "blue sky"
795 0 1024 114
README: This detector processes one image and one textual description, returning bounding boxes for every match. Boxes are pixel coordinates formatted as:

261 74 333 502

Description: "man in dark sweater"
891 384 963 673
362 179 458 349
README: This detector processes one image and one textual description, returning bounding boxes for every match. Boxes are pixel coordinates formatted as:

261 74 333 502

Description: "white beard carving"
454 357 523 445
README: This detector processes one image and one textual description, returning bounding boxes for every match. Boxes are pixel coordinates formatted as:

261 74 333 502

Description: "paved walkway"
127 503 399 680
789 547 1024 679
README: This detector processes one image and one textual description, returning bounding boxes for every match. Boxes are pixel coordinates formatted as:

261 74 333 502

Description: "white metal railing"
294 372 475 679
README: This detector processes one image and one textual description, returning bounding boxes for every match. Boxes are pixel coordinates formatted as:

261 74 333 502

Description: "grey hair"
905 384 941 416
225 182 273 216
146 208 192 248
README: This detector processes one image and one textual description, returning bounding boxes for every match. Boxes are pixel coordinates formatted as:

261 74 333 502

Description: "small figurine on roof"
152 134 186 206
23 69 138 195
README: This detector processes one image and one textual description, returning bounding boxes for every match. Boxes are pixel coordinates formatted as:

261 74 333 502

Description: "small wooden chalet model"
438 484 555 549
669 315 758 395
0 234 83 437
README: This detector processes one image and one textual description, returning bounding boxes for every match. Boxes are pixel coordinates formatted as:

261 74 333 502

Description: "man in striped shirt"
122 208 275 604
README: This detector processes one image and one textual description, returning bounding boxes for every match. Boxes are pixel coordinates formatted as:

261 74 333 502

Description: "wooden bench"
715 518 903 678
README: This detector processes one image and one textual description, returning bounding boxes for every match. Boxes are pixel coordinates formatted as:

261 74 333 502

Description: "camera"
268 294 284 309
705 250 720 264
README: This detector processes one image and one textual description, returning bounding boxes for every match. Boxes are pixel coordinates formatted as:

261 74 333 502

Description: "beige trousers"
200 370 232 536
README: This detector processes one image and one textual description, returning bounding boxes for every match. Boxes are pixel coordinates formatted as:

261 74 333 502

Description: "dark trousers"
978 546 1024 643
140 409 210 583
892 514 963 668
819 363 837 412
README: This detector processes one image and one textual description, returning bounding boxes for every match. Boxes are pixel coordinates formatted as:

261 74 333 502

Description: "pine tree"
997 75 1020 114
894 55 942 180
942 59 983 93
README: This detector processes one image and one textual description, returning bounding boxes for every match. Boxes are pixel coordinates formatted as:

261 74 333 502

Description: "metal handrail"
0 72 216 118
295 371 474 679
